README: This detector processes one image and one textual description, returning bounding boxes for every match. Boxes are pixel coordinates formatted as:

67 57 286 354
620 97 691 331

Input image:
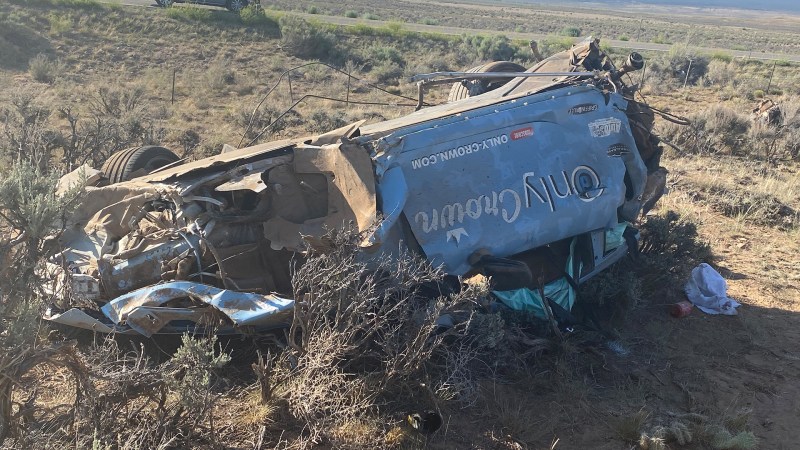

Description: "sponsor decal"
588 117 622 138
413 164 605 236
414 188 522 234
568 103 598 115
511 126 534 140
446 227 469 245
410 133 509 170
607 143 631 157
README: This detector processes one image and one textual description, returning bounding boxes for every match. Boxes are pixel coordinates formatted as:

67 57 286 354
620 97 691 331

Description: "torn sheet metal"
101 281 295 335
215 172 268 193
124 306 224 337
57 164 103 195
264 142 377 251
44 308 121 334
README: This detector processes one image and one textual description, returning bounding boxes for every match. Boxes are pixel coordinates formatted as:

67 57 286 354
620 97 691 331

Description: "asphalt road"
107 0 800 63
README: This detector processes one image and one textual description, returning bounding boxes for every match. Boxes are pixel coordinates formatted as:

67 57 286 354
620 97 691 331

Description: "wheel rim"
230 0 244 11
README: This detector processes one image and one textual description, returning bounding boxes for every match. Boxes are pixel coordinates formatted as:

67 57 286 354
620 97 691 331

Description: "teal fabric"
604 222 629 252
493 238 579 320
493 277 574 320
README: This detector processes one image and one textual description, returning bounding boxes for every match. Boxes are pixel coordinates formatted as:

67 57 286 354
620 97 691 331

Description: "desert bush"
28 53 63 84
638 210 713 292
279 15 336 60
308 110 348 132
1 333 232 449
709 51 733 63
654 44 709 86
202 60 236 93
459 34 518 62
560 26 581 37
652 33 671 44
344 10 358 18
239 4 278 29
47 12 72 36
166 5 213 22
661 105 749 156
243 228 484 444
370 60 404 84
706 60 735 87
0 90 59 169
540 35 575 57
368 44 404 66
0 162 82 360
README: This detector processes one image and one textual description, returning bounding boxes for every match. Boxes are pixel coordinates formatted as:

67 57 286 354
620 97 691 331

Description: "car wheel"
156 0 174 7
226 0 248 12
447 61 526 102
101 146 180 184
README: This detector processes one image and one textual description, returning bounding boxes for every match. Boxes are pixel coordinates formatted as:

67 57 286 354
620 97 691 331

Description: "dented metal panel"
263 142 377 251
41 39 668 337
372 86 644 274
102 281 294 334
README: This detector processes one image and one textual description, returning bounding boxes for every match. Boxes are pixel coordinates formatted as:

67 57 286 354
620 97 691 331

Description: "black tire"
447 61 526 103
226 0 248 12
101 146 180 184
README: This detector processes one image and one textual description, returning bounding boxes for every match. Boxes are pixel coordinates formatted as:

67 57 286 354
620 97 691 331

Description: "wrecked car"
44 38 668 337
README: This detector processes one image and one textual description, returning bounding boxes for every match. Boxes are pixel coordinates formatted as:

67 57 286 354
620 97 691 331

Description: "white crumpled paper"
685 263 741 315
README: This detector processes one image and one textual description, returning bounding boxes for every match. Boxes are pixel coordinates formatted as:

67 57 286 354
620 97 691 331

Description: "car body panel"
44 39 664 336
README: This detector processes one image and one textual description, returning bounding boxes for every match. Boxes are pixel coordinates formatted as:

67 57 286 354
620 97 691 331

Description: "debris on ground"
685 263 741 315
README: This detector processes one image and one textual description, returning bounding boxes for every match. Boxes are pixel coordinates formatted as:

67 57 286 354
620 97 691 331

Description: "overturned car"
45 39 667 337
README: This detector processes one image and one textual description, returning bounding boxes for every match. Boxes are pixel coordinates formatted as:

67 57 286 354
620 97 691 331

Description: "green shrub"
709 51 733 62
560 26 581 37
307 5 319 14
383 21 404 36
371 60 403 84
540 36 575 56
460 34 517 61
239 4 278 29
279 15 336 60
48 12 72 35
308 110 348 132
166 5 212 22
28 53 63 84
363 13 379 20
422 18 439 26
653 33 671 44
368 45 404 65
619 35 629 41
344 10 358 18
752 89 765 98
706 60 735 87
656 44 709 85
